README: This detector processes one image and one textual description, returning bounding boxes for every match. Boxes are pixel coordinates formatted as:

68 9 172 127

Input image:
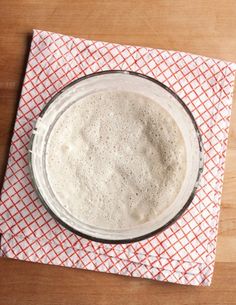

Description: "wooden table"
0 1 236 304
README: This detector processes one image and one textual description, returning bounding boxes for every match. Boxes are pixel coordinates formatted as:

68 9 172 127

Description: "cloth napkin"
0 30 235 286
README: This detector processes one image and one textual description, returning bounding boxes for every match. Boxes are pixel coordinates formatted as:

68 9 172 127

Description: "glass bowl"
29 70 203 243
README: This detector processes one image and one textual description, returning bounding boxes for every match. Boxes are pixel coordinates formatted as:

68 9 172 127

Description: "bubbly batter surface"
46 91 186 229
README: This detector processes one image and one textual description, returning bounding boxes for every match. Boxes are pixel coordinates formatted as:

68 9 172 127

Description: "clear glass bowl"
29 71 203 243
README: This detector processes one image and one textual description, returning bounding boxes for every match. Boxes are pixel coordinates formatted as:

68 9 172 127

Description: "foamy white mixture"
46 91 186 229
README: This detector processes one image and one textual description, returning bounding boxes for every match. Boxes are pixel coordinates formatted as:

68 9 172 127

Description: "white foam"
46 91 186 229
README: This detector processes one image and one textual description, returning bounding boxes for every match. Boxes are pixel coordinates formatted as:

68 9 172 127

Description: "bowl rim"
29 70 204 244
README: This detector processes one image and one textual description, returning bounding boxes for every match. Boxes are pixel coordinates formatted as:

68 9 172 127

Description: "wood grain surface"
0 0 236 304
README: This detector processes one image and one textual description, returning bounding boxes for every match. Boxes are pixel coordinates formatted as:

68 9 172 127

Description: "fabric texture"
0 29 235 286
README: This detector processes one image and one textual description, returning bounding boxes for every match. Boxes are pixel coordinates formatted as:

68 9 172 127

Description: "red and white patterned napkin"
0 30 235 286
